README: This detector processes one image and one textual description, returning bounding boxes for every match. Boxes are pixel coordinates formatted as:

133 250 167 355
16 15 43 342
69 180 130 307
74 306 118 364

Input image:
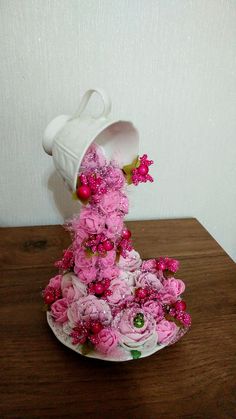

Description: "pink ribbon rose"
136 272 162 290
156 319 179 345
95 328 119 354
112 307 158 350
105 279 132 305
79 207 105 235
48 274 62 289
61 273 87 303
105 213 123 238
51 298 68 324
143 300 164 322
118 250 142 272
158 278 185 304
67 295 112 327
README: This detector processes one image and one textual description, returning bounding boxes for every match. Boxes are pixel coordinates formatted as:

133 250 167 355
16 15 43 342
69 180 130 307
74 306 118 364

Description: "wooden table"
0 219 235 418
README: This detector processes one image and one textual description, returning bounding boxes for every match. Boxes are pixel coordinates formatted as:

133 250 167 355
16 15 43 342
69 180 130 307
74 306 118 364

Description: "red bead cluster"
76 173 107 201
132 154 154 185
169 301 191 327
156 257 180 274
117 229 133 258
70 321 103 345
84 233 114 255
88 279 112 298
55 247 74 271
43 287 61 305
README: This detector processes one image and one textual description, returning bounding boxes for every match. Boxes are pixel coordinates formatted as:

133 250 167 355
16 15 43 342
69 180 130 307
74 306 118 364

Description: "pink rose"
163 278 185 296
51 298 68 323
136 272 162 290
98 266 120 280
95 328 119 354
105 213 123 238
143 300 164 322
98 191 121 215
113 307 158 350
118 250 142 272
98 250 116 269
119 193 129 214
74 249 97 270
141 259 157 273
106 279 132 305
79 207 105 235
156 320 179 345
48 274 62 289
80 144 106 170
118 269 140 286
61 273 87 303
76 267 98 284
158 277 185 304
67 295 112 327
106 167 125 190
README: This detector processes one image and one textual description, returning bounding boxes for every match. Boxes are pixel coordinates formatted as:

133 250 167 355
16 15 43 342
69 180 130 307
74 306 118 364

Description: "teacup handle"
72 88 112 120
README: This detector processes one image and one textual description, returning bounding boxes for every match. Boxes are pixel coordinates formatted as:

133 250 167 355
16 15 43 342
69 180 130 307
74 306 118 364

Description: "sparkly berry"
44 291 55 305
94 283 104 295
103 240 114 251
76 185 91 200
135 288 148 299
122 229 131 240
90 322 103 334
138 164 149 176
174 300 187 312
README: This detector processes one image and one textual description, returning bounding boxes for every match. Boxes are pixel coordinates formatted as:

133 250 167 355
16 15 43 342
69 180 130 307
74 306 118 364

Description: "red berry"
76 185 91 200
94 283 104 295
174 300 187 312
90 322 103 334
135 288 148 299
122 229 131 240
138 164 149 176
44 291 55 305
103 240 114 251
97 243 105 253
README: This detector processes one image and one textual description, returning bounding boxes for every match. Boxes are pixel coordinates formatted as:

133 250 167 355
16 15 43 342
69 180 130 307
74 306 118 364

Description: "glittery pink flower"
105 279 132 305
136 272 162 290
98 250 116 269
79 207 105 235
142 300 164 323
156 319 179 345
80 144 106 171
51 298 68 324
112 307 158 350
67 295 112 327
105 213 124 238
118 250 142 272
141 259 157 273
61 273 87 303
106 166 125 190
95 328 119 354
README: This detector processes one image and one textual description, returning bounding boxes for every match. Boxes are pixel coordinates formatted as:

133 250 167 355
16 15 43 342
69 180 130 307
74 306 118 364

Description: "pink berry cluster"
55 248 74 271
76 172 107 201
84 233 114 255
132 154 154 185
70 320 104 345
156 257 180 273
88 279 112 298
169 301 191 328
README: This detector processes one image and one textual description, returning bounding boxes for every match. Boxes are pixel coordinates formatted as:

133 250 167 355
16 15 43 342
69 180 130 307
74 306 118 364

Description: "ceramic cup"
43 88 139 191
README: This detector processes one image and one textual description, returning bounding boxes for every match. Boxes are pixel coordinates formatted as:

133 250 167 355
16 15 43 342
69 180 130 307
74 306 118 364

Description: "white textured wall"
1 0 236 261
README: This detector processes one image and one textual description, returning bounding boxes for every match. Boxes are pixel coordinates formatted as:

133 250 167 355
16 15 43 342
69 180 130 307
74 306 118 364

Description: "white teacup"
43 88 139 191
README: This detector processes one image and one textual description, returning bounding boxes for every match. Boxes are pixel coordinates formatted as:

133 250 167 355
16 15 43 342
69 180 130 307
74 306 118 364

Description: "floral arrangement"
43 144 191 361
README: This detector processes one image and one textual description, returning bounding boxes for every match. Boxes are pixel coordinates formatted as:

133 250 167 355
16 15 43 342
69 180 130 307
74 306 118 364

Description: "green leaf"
122 156 139 185
80 341 93 355
131 350 141 359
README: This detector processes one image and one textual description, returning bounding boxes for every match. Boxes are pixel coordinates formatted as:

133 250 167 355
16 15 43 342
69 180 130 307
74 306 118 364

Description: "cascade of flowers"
43 144 191 360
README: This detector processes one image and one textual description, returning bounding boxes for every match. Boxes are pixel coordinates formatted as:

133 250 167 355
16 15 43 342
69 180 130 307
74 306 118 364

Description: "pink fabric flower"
61 273 87 303
48 275 62 289
119 193 129 214
158 278 185 304
98 250 116 269
113 307 158 350
118 269 140 286
136 272 162 290
106 167 125 190
156 319 179 345
142 300 164 323
106 279 132 305
80 144 106 171
51 298 68 323
74 249 97 270
105 213 123 238
98 266 120 281
95 328 119 354
141 259 157 273
67 295 112 327
98 191 121 215
118 250 142 272
79 207 105 235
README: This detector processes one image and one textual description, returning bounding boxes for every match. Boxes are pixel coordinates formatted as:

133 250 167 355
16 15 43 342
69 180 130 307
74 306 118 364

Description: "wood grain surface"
0 219 235 418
